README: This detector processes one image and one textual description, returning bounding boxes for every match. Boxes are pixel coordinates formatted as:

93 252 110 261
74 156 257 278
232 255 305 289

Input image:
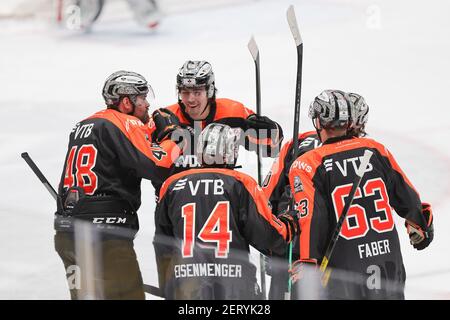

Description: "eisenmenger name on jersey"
174 263 242 278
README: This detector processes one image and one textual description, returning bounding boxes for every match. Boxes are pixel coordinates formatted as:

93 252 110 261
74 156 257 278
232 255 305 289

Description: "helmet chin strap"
199 101 210 117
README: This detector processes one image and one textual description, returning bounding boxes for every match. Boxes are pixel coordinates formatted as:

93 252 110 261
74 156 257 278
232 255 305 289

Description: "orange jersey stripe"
289 156 318 260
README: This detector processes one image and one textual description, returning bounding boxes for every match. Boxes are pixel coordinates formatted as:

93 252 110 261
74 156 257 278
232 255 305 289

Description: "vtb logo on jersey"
173 178 225 196
71 123 94 140
325 155 373 176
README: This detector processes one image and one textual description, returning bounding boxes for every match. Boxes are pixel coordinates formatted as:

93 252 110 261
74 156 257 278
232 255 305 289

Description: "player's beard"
139 111 150 124
134 107 150 124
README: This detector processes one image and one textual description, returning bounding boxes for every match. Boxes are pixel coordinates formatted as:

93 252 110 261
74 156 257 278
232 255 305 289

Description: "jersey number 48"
63 144 98 195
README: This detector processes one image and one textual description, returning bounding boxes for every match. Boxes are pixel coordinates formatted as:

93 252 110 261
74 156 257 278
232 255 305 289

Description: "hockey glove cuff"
405 202 434 250
278 211 299 243
289 259 318 284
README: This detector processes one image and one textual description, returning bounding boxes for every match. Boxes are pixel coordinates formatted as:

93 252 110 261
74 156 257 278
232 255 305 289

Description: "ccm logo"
92 217 127 224
292 160 312 173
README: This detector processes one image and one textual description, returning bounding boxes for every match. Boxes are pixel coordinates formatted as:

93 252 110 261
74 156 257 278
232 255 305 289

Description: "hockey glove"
278 211 299 243
246 114 278 130
289 259 318 284
405 203 434 250
152 108 181 143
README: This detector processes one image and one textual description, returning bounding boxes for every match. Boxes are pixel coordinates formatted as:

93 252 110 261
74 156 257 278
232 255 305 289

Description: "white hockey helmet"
309 90 355 129
177 60 215 98
348 92 369 130
102 70 154 107
197 123 241 168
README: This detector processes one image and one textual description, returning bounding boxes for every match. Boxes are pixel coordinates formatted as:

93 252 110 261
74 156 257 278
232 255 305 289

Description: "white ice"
0 0 449 299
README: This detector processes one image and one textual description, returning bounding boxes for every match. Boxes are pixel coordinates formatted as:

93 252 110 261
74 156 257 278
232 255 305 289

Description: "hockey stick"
248 35 267 299
285 5 303 300
287 5 303 159
21 152 62 208
22 152 164 298
319 150 373 286
144 284 165 298
247 36 263 186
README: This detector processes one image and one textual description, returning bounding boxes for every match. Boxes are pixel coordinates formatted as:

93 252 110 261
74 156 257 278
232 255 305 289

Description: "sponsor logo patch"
294 176 303 193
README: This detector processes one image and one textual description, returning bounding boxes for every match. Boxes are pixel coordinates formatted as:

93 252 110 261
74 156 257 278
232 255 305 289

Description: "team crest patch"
294 176 303 193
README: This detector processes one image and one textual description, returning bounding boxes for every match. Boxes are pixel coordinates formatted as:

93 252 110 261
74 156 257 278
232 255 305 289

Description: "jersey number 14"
181 201 232 258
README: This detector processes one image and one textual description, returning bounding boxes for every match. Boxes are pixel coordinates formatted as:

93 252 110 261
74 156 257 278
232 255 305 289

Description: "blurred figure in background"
58 0 160 31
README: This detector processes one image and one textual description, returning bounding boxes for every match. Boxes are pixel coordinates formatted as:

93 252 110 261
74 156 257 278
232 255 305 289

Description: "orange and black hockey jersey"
289 135 430 299
58 108 181 211
262 131 320 215
149 98 283 167
154 168 290 299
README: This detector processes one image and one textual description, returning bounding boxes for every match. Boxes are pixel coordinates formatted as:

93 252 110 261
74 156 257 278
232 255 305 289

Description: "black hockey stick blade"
320 150 373 286
21 152 58 201
143 284 165 298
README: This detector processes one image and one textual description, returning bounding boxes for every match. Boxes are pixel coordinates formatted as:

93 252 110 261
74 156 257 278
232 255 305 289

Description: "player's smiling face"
179 87 209 120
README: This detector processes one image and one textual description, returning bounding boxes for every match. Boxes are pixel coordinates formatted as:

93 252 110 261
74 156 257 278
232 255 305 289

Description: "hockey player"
55 70 183 300
153 123 298 299
262 131 320 299
151 60 284 183
59 0 160 31
288 90 434 299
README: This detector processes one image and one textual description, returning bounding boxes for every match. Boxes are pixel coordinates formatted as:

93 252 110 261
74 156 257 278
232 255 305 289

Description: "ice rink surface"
0 0 449 299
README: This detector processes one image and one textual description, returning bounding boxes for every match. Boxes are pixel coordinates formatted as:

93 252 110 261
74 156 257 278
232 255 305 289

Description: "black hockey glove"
278 211 299 243
246 114 278 130
405 203 434 250
152 108 181 143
